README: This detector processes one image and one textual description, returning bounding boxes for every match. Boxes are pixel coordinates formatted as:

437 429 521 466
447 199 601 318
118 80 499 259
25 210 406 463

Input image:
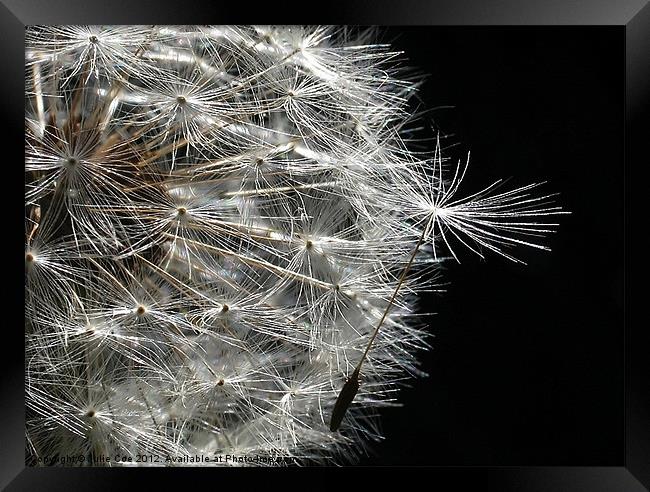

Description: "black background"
357 27 624 466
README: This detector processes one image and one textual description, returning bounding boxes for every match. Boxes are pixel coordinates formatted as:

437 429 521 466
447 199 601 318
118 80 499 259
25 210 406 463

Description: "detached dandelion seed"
25 25 566 466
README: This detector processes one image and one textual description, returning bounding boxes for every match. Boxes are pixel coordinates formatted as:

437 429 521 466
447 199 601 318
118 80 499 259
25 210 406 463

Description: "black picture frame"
3 1 645 489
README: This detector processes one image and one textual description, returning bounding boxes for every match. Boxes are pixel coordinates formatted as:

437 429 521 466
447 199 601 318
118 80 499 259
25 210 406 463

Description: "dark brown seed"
329 367 360 432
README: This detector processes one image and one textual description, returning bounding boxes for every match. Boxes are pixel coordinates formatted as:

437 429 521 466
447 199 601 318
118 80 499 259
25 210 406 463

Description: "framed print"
3 1 646 490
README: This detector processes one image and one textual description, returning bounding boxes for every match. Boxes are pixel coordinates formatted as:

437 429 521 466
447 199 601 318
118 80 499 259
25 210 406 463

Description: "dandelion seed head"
25 25 564 467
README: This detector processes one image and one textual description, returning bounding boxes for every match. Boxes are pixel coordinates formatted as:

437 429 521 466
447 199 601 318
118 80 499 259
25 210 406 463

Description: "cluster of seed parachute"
25 25 561 466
